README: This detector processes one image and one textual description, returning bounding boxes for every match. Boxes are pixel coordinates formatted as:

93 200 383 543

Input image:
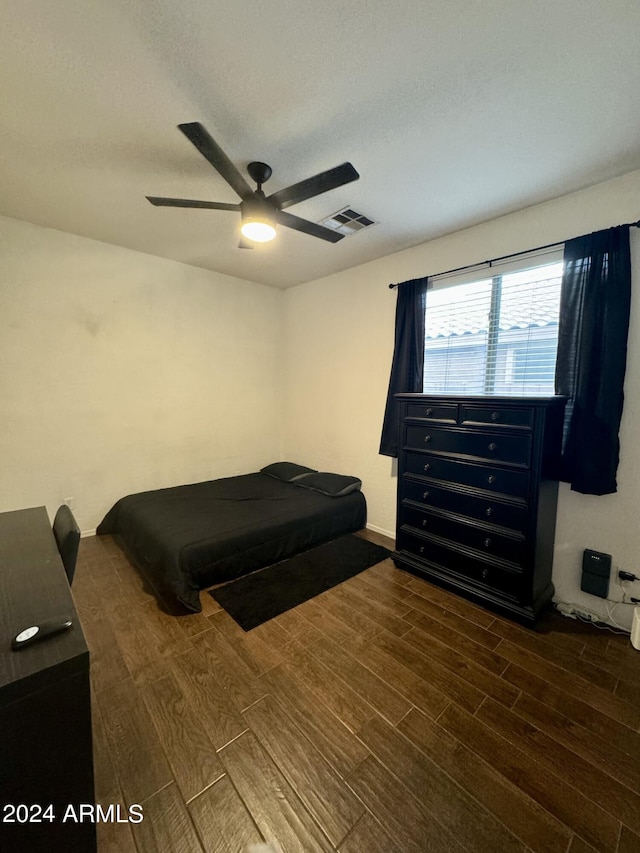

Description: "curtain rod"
388 219 640 289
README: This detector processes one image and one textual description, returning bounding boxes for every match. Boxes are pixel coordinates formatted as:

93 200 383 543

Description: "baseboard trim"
366 522 395 540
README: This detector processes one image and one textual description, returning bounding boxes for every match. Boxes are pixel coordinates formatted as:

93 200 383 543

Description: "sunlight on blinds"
423 261 563 396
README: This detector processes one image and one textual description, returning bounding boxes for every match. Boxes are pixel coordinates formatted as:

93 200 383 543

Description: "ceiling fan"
146 122 359 247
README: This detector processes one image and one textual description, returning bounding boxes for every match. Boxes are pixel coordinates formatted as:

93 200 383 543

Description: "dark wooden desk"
0 506 95 852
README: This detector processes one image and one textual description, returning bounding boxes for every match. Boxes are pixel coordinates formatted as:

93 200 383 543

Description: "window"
423 255 563 396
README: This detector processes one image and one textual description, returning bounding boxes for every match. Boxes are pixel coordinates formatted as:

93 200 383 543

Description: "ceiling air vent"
319 207 377 237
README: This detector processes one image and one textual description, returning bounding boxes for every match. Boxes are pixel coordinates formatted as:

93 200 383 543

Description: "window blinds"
423 259 563 396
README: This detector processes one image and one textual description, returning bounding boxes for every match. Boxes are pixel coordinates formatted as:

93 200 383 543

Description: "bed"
96 462 367 613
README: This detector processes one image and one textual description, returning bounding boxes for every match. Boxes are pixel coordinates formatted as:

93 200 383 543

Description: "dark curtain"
379 277 429 457
555 225 631 494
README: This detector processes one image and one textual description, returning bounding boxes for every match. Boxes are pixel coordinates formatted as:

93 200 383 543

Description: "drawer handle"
488 442 497 452
487 474 496 484
482 568 490 580
424 463 431 472
424 435 432 443
485 507 494 517
422 491 430 500
425 407 433 416
483 538 492 548
422 519 428 528
491 411 500 421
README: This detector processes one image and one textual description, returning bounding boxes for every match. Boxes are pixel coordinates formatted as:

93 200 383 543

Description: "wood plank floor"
72 530 640 853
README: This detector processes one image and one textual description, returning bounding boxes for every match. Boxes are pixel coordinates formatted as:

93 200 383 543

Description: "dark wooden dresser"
0 506 95 852
393 395 566 624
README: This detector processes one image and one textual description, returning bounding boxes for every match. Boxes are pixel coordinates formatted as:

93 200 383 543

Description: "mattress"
97 472 367 612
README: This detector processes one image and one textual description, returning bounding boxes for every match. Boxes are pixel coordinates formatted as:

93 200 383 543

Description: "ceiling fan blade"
276 210 345 243
146 196 240 210
178 122 254 200
268 162 359 210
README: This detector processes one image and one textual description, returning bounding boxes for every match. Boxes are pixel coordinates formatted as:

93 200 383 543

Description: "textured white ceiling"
2 0 640 288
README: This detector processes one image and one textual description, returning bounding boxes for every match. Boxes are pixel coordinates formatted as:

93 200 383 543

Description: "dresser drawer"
405 425 531 467
402 477 528 532
405 452 530 499
398 529 522 598
400 505 526 564
406 402 458 423
460 405 535 430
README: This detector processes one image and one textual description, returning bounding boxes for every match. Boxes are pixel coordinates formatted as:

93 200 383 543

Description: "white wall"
0 216 283 532
282 169 640 629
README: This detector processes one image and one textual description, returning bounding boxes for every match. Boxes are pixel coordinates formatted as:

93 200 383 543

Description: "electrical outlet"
619 570 637 582
63 497 75 511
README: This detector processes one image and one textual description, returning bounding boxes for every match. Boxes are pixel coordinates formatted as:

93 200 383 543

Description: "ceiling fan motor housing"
240 192 277 242
240 194 277 228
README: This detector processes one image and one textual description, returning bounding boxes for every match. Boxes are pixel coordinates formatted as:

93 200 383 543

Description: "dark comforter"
97 472 367 612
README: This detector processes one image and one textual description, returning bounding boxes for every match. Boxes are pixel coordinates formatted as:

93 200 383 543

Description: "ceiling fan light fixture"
240 219 276 242
240 196 277 242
